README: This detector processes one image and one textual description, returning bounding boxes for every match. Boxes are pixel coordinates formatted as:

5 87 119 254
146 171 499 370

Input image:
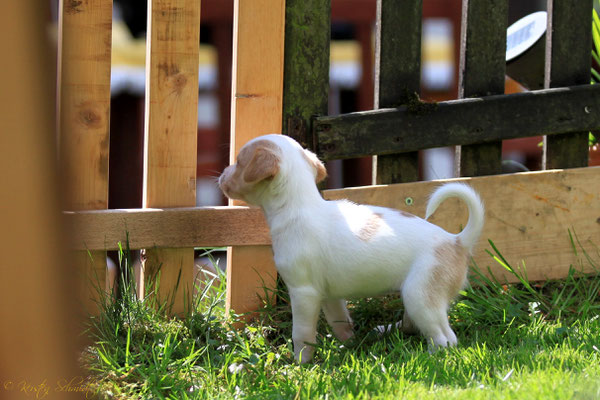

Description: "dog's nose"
218 174 229 194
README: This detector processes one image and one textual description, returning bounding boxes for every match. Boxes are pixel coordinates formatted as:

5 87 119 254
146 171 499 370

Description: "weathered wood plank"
144 0 201 315
324 166 600 283
59 0 112 211
58 0 112 312
543 0 593 169
65 207 270 250
228 0 285 317
314 84 600 161
66 168 600 285
373 0 422 184
456 0 508 177
282 0 330 149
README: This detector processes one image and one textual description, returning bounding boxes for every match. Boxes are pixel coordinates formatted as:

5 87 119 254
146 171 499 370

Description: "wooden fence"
63 0 600 316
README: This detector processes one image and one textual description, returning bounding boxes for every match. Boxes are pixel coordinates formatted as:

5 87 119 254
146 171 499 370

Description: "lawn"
84 239 600 399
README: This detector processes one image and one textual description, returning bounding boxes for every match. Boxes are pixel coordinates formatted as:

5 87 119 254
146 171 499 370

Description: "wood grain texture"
230 0 285 157
543 0 593 169
282 0 330 149
323 167 600 283
456 0 508 177
228 0 285 316
144 0 200 207
59 0 112 210
227 245 277 317
66 206 270 250
314 84 600 160
373 0 422 184
66 168 600 285
0 2 82 393
144 0 201 315
59 0 113 311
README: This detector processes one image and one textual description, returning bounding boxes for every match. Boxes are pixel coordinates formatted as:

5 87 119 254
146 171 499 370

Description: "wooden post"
456 0 508 177
143 0 201 315
58 0 113 313
227 0 285 316
0 2 81 394
543 0 593 169
282 0 330 149
373 0 422 184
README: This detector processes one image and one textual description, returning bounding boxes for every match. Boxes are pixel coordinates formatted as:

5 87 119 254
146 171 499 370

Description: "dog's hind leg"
289 287 322 363
322 299 354 341
401 258 457 349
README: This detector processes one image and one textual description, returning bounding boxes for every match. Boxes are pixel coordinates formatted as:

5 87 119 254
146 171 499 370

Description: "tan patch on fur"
302 149 327 183
241 140 281 183
398 210 417 218
357 213 383 242
427 238 469 308
220 140 281 200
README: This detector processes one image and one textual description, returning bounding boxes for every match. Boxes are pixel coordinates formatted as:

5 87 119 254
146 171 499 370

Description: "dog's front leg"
289 288 322 363
322 299 354 342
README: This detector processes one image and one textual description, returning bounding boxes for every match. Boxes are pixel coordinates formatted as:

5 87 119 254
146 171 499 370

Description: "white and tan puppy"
219 134 484 363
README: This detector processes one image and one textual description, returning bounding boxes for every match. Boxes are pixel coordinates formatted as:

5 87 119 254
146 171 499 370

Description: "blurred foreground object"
0 2 83 398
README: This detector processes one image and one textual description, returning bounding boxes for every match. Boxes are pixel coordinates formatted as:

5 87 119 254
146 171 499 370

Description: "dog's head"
218 134 326 205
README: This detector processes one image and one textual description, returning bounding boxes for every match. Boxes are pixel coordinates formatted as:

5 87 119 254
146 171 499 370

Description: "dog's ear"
303 149 327 184
243 145 280 183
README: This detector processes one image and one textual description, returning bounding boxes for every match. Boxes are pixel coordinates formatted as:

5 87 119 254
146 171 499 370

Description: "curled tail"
425 183 485 251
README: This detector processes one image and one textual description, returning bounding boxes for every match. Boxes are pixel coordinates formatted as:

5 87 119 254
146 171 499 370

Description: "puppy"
219 134 484 363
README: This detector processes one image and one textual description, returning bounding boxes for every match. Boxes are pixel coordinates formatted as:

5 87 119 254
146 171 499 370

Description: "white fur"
426 182 485 250
219 134 485 363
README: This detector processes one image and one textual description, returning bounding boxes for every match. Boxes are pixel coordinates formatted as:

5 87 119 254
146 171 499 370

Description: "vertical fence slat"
543 0 593 169
282 0 330 149
1 2 82 392
227 0 285 316
373 0 422 184
456 0 508 177
143 0 201 315
59 0 113 312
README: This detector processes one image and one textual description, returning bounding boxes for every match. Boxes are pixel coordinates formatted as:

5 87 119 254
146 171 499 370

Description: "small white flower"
228 362 244 374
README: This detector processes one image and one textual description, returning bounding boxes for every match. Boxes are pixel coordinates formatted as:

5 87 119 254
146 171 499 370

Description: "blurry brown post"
0 1 82 397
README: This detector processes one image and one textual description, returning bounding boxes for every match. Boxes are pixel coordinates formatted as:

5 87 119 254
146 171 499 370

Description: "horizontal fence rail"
65 206 270 250
65 166 600 285
314 84 600 161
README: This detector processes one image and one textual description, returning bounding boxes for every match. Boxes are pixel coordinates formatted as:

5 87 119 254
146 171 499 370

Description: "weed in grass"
84 234 600 399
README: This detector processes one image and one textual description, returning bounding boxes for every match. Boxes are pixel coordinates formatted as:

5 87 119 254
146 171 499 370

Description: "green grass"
84 238 600 399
